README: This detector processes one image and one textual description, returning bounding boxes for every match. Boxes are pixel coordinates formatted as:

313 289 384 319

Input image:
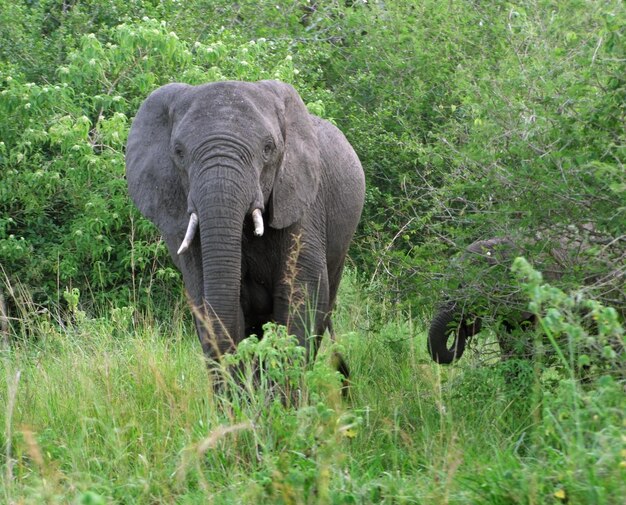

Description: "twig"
591 36 603 65
370 218 416 284
0 287 7 348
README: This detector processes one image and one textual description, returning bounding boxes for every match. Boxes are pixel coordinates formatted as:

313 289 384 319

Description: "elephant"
428 235 626 371
125 80 365 375
427 237 541 364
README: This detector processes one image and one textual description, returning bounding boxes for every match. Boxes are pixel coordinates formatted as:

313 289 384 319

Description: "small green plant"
173 322 360 504
512 256 625 381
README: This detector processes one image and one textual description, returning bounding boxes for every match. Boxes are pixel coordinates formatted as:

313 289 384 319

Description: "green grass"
1 273 625 504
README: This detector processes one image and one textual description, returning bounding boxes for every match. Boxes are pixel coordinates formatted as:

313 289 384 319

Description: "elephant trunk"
427 303 469 364
193 168 251 358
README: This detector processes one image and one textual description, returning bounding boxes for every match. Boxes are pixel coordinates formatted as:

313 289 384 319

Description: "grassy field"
1 272 625 504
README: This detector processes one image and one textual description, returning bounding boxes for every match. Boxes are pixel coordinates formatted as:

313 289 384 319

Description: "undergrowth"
1 269 624 504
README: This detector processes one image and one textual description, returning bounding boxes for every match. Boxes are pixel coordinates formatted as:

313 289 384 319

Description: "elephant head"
125 81 326 356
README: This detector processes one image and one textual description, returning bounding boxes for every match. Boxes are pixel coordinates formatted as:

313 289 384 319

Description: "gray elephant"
427 238 537 364
428 235 626 369
125 80 365 373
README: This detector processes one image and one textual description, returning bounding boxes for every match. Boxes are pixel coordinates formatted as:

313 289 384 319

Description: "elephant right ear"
125 83 190 237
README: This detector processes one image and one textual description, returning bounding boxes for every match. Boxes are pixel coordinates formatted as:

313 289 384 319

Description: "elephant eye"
263 141 274 156
174 144 184 160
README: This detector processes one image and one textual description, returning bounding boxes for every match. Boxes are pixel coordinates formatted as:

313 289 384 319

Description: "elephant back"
464 237 519 266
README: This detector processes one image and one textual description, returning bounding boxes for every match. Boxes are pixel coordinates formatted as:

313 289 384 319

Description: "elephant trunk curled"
193 167 252 357
427 302 479 364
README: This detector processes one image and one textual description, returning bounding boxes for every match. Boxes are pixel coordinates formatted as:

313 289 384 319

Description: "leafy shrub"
209 322 358 504
0 17 302 313
1 0 623 330
512 257 624 380
315 0 625 315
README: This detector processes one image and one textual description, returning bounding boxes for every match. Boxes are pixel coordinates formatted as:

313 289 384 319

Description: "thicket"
1 0 624 322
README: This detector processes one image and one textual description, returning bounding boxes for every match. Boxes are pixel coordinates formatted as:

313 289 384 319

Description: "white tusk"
252 208 264 237
177 213 198 255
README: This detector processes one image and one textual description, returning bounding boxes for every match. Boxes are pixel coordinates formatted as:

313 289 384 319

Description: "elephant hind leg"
331 351 351 396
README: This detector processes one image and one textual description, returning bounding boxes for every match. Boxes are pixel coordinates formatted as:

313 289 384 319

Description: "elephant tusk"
177 212 199 255
252 208 264 237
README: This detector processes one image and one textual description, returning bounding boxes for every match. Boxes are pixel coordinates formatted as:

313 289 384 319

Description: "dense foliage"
2 0 624 315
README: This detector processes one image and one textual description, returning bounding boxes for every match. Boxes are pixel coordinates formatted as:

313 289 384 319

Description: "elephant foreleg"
274 260 329 358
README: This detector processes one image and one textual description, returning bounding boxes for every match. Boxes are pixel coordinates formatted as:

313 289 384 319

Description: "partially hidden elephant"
428 236 625 377
125 80 365 372
427 237 544 364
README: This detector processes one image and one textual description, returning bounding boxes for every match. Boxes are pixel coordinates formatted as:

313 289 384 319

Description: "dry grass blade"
175 421 254 492
196 421 254 455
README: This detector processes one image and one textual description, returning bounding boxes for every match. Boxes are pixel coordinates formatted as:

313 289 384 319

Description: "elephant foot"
330 351 351 397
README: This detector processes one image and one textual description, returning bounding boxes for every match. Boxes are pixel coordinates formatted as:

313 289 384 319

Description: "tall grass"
1 270 625 504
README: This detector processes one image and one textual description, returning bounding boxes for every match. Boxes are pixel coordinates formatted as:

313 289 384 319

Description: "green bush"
2 0 623 319
0 17 303 312
317 0 625 314
512 257 625 380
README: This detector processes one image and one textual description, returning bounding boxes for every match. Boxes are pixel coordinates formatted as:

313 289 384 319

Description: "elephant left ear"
260 81 321 229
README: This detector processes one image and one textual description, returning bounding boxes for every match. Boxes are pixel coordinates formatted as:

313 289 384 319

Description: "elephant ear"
262 81 322 229
125 83 190 238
